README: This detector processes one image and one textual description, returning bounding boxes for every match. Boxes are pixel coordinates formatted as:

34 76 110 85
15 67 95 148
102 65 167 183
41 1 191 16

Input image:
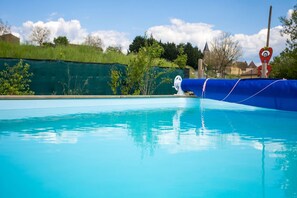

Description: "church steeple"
203 42 210 55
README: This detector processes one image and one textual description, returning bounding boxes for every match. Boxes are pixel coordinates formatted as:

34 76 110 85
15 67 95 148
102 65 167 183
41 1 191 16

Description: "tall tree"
129 35 203 69
128 35 157 53
54 36 69 46
280 4 297 50
0 19 11 35
270 49 297 79
106 46 122 53
161 42 179 62
174 46 187 69
129 36 146 53
207 32 242 77
84 34 103 49
30 26 51 46
271 4 297 79
180 42 203 69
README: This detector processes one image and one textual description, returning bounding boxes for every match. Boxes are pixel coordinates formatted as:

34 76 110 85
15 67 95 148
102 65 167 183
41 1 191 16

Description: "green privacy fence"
0 58 189 95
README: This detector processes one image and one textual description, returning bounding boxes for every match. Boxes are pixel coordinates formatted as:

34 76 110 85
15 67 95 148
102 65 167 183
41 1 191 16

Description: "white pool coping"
0 95 193 100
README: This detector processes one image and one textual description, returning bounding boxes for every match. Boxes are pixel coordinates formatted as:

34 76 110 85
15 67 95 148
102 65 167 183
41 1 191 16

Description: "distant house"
245 61 257 72
225 61 260 78
241 67 259 79
225 65 242 76
0 33 20 44
225 61 248 76
240 61 259 78
201 41 260 79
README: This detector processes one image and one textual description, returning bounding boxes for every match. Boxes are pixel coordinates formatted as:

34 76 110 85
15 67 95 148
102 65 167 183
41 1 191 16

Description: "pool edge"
0 95 195 100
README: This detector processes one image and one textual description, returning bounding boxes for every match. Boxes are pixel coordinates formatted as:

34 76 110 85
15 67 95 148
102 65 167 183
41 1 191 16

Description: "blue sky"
1 0 296 63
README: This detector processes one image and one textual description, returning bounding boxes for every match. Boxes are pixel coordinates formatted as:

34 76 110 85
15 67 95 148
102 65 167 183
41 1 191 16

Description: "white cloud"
233 26 288 63
50 12 58 17
287 9 294 19
47 12 59 21
91 30 131 53
147 18 287 63
10 17 288 62
11 18 131 53
12 18 88 44
147 18 222 49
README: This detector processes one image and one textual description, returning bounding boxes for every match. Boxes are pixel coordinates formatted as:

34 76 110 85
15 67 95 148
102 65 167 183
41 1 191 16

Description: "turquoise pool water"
0 98 297 198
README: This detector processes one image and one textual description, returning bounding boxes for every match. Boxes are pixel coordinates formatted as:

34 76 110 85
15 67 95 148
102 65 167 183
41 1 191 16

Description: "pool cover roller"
181 78 297 111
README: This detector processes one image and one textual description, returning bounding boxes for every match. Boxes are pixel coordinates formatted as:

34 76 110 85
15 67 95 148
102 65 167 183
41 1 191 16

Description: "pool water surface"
0 98 297 198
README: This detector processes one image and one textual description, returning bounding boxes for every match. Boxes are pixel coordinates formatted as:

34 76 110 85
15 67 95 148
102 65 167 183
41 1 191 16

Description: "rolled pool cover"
181 78 297 111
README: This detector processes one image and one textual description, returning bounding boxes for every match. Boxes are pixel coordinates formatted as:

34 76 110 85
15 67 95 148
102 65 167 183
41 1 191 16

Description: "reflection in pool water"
0 98 297 198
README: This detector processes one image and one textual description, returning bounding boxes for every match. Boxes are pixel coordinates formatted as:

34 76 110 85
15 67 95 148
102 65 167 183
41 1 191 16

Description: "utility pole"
261 6 272 78
266 6 272 48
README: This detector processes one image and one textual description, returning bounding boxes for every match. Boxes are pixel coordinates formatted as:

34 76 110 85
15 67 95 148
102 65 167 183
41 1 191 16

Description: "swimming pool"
0 98 296 198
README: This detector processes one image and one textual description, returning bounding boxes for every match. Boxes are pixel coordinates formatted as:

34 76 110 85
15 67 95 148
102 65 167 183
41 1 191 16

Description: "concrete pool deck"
0 95 194 100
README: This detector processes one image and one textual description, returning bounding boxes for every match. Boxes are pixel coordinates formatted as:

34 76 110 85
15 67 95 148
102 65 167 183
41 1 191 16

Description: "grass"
0 42 177 67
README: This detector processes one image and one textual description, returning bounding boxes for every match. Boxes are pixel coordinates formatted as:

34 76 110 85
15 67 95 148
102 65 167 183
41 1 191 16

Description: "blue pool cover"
181 78 297 111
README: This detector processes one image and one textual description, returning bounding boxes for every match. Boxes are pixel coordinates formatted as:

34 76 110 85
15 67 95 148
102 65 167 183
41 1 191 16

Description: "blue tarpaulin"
181 78 297 111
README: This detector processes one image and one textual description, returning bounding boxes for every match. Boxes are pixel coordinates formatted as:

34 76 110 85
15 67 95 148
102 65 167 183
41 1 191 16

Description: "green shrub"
113 40 174 95
0 59 34 95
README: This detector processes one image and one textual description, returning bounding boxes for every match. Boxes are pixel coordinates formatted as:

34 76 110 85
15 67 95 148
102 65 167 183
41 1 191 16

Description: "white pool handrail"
173 75 184 95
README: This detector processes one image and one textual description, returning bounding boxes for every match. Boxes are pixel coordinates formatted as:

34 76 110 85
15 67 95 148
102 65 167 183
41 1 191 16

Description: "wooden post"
198 59 203 78
261 63 268 78
266 6 272 48
262 6 272 78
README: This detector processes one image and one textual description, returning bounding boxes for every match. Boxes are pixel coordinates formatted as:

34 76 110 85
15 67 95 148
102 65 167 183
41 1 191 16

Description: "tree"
30 26 51 46
160 42 179 62
54 36 69 46
207 32 242 78
124 40 164 95
129 35 203 69
270 4 297 79
111 39 169 95
0 60 34 95
129 36 146 53
270 49 297 79
83 34 103 49
174 47 187 69
128 35 156 54
43 42 55 47
109 69 122 95
0 19 11 35
280 4 297 50
106 46 122 53
181 42 203 69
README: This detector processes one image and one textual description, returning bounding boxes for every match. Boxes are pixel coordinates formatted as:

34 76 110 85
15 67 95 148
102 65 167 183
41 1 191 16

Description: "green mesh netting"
0 58 188 95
